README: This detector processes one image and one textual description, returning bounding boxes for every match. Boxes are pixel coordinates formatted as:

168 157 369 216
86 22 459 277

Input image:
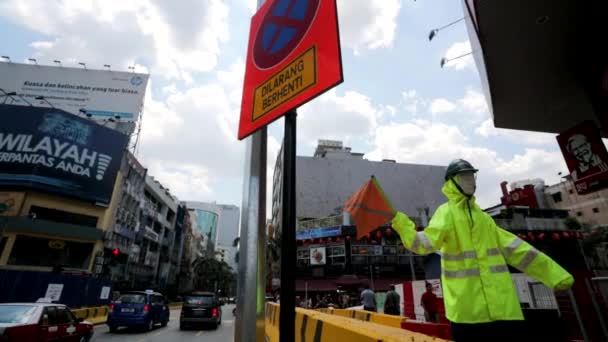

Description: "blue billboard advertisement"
0 105 128 204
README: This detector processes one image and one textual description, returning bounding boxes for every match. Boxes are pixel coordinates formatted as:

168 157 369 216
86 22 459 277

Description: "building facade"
185 201 240 271
545 177 608 227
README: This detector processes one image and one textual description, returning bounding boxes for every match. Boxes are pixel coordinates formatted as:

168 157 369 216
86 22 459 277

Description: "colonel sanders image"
566 134 607 180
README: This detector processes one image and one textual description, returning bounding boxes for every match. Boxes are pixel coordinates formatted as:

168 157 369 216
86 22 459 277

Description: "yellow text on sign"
252 47 317 121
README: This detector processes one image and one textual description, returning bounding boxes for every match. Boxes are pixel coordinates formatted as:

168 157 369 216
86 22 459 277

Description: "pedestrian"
420 282 438 323
360 284 376 312
383 285 400 316
391 159 574 342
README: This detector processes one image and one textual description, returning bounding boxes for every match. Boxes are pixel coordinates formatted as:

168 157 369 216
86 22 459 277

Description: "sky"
0 0 576 214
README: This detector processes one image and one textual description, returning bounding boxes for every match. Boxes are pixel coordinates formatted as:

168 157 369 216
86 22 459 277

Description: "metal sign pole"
279 110 297 342
235 128 267 342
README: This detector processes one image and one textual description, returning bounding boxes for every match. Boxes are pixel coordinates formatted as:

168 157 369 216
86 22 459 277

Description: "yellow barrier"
265 303 448 342
71 306 109 325
315 308 407 328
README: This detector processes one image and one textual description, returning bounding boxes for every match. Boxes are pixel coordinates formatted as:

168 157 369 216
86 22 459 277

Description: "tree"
192 256 236 294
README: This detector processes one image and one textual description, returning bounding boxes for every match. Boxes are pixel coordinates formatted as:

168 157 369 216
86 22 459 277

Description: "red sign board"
557 120 608 194
238 0 343 140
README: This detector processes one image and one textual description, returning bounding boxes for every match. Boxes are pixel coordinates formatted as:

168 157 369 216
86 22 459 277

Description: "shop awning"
4 217 104 241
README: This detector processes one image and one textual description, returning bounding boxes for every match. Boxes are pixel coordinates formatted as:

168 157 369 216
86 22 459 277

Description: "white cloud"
443 41 474 71
365 120 564 208
29 41 54 50
337 0 401 54
430 98 456 114
458 88 488 114
298 89 379 147
0 0 230 81
402 90 424 114
476 119 557 146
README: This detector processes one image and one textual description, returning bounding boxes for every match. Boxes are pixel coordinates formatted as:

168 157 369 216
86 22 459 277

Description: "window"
577 212 583 217
569 189 574 194
152 295 165 305
185 296 214 305
8 235 94 269
593 208 600 213
56 306 74 324
42 306 59 326
0 305 36 324
327 245 345 265
551 192 563 203
297 248 310 266
29 206 98 227
117 293 146 304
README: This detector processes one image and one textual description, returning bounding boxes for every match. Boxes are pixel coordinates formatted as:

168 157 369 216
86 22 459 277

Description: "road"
92 304 235 342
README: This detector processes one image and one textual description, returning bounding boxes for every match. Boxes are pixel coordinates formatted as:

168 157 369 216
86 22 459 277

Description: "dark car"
0 302 94 342
106 290 169 332
179 292 223 330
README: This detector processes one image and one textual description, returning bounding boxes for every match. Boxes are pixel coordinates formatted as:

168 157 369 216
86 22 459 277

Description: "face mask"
456 173 476 195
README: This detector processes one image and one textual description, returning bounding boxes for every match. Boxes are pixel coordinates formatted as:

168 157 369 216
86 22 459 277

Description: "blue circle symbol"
253 0 320 69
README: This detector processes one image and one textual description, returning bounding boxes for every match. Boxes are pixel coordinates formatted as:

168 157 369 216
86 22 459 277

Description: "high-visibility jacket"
392 180 574 324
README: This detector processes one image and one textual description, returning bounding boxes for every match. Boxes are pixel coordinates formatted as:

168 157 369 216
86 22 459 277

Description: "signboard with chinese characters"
557 120 608 194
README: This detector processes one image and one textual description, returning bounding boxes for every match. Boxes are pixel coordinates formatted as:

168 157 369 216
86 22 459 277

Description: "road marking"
224 320 234 324
196 331 204 336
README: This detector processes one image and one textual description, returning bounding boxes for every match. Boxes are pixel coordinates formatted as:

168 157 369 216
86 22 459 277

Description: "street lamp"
28 58 38 65
440 51 473 68
1 56 10 62
104 64 111 70
53 60 62 66
78 62 87 70
428 17 466 41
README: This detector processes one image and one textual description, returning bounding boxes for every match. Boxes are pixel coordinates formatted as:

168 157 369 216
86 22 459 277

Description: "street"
92 305 235 342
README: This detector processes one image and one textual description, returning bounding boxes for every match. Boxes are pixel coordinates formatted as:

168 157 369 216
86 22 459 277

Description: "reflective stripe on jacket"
392 179 574 324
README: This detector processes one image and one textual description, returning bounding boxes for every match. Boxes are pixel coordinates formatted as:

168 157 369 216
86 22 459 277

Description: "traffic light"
112 248 120 256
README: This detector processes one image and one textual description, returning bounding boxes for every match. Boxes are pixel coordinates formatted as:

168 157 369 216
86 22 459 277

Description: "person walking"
421 282 439 323
391 159 574 342
360 284 376 312
383 285 401 316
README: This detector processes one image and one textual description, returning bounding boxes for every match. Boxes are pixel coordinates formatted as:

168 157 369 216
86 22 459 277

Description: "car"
106 290 169 332
0 302 94 342
179 292 223 330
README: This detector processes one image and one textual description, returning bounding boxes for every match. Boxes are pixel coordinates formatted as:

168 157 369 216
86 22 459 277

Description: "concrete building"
130 176 178 289
184 202 240 271
272 140 447 233
102 151 147 285
545 177 608 227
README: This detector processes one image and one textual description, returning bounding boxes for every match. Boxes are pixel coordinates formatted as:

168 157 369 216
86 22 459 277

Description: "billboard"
0 63 148 122
310 247 326 265
557 120 608 194
0 105 128 204
296 226 341 241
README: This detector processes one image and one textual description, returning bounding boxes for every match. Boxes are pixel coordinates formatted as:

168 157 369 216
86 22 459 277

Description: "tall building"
271 140 447 293
272 140 447 233
184 202 240 271
129 176 178 289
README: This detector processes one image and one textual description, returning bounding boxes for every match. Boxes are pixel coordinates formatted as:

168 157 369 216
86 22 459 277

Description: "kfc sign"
557 121 608 194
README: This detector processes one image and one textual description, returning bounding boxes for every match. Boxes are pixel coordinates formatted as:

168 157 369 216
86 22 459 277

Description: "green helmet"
445 159 478 180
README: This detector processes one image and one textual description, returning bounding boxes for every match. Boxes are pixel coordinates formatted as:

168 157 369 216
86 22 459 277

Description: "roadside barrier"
266 303 449 342
72 306 108 325
316 307 407 328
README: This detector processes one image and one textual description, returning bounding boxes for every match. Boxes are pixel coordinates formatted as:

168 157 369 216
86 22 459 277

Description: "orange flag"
344 176 396 239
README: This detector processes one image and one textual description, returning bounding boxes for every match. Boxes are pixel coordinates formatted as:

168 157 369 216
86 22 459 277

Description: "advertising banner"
0 105 128 204
0 63 148 122
309 246 326 265
557 120 608 194
0 192 25 216
296 226 341 240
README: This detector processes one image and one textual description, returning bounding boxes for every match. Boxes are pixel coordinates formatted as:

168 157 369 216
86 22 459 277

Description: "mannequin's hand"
554 276 574 291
